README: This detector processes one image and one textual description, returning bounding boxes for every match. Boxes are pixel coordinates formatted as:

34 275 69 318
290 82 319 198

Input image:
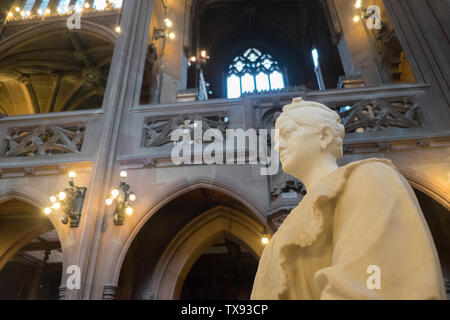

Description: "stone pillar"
332 0 385 86
383 0 450 130
63 0 154 300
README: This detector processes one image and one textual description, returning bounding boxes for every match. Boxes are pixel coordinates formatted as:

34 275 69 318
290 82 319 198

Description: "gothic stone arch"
148 205 265 300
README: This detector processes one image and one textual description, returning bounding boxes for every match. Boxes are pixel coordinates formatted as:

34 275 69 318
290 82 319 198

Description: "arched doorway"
180 235 259 300
0 199 63 300
114 188 267 300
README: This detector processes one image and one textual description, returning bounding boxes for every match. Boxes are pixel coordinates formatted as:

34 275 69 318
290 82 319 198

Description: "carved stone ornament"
144 114 229 147
3 125 85 157
338 98 421 133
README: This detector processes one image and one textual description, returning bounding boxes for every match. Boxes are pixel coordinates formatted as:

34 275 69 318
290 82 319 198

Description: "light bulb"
15 7 20 12
355 0 362 9
50 196 57 203
84 3 90 8
26 10 30 16
115 26 121 33
125 206 133 215
129 194 136 201
45 8 51 14
69 171 76 178
353 15 360 22
8 12 13 17
261 236 269 245
190 56 196 62
52 202 61 210
44 207 52 215
164 18 172 27
59 191 67 201
37 9 42 15
105 198 113 206
168 32 175 39
111 189 120 199
120 171 127 178
20 11 25 17
201 50 207 58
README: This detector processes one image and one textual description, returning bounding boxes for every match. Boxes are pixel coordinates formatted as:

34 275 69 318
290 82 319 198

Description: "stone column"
63 0 154 300
383 0 450 130
332 0 385 86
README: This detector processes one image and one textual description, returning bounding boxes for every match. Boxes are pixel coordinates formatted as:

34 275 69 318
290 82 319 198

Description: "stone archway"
148 205 265 300
0 196 64 299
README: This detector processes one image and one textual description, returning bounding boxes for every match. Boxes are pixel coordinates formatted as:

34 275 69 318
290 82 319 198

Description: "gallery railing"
0 109 103 178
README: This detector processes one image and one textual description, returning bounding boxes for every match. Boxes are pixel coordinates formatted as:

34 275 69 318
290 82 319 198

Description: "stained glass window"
57 0 70 13
227 48 285 99
23 0 36 11
38 0 50 14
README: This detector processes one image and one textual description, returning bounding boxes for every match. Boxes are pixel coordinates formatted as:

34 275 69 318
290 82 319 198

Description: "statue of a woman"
251 98 445 299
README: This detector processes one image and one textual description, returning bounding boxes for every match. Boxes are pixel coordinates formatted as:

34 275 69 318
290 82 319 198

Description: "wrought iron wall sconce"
44 171 86 227
105 171 136 225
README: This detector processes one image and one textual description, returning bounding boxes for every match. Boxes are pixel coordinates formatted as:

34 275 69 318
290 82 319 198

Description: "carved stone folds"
2 124 85 157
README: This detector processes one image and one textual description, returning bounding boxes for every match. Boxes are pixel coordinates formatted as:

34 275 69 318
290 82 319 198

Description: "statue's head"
274 97 345 178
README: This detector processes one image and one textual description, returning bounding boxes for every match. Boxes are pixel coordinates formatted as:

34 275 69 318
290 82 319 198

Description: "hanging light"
353 15 360 22
111 188 120 199
168 32 175 39
59 191 67 201
261 228 270 245
115 26 121 34
43 171 87 227
15 7 20 12
106 170 136 225
355 0 362 9
164 18 172 27
125 206 133 216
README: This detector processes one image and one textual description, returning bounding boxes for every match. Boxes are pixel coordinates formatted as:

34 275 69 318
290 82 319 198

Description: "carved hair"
276 97 345 160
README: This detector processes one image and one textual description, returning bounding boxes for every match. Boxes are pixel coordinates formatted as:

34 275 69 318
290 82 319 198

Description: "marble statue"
251 98 446 300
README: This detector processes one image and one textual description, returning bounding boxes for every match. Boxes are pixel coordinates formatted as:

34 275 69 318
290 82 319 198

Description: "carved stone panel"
336 98 421 133
3 124 85 157
144 113 229 147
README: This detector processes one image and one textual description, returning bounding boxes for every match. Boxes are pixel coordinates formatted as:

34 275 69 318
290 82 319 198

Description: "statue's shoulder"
343 158 402 187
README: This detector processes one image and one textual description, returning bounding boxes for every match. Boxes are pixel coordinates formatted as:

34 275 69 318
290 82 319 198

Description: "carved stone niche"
143 113 229 148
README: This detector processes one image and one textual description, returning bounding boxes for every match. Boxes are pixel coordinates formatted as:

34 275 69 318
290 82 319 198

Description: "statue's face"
274 116 321 178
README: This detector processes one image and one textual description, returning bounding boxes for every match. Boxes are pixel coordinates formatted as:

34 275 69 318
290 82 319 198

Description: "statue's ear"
319 126 334 151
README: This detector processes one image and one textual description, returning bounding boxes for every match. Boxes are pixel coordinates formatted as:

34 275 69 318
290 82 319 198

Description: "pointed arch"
148 205 265 300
